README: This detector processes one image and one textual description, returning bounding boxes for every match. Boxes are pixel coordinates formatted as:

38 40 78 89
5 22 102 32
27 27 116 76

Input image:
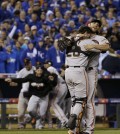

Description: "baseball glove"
58 37 72 51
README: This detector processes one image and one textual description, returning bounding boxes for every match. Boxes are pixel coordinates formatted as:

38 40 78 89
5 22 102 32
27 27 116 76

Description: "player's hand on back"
5 78 12 83
84 44 94 50
9 82 18 86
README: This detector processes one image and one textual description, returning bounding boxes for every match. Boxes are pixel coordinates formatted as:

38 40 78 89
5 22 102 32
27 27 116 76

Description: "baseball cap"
35 64 44 70
44 36 50 40
6 45 12 49
3 19 11 24
80 1 86 6
90 19 102 27
44 60 52 66
24 36 31 41
31 25 37 31
24 58 31 65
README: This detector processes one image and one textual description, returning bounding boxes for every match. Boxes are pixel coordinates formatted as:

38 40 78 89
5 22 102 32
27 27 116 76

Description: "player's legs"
46 96 53 128
51 84 68 125
37 95 49 129
18 92 28 128
83 68 98 134
27 95 40 119
65 68 88 134
39 95 49 117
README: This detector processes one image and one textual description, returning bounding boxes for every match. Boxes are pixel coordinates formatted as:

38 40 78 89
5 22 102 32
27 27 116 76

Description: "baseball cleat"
79 132 89 134
68 130 74 134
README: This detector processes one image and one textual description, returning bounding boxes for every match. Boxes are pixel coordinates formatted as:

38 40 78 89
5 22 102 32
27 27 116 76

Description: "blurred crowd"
0 0 120 77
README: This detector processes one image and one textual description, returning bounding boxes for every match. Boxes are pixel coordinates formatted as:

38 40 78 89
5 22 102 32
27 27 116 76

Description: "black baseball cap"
90 19 102 27
24 58 31 65
44 60 52 66
78 25 94 34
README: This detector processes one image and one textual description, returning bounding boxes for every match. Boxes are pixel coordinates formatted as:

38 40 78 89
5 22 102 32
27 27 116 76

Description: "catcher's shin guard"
76 112 83 134
68 114 77 130
76 99 86 134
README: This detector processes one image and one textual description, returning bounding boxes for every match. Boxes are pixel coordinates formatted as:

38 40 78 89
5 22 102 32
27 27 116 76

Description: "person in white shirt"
17 58 34 129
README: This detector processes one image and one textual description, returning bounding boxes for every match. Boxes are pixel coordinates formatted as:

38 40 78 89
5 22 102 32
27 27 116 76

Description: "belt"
61 82 66 84
67 66 81 68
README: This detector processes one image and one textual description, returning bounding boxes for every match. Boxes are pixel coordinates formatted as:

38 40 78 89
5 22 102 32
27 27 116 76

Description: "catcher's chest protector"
66 39 89 57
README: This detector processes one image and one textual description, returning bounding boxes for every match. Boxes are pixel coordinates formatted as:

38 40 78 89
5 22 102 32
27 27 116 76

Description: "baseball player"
58 26 100 134
44 60 68 127
5 65 58 129
79 20 110 134
16 58 34 129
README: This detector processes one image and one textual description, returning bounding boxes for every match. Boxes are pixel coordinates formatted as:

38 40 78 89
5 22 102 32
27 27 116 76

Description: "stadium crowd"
0 0 120 77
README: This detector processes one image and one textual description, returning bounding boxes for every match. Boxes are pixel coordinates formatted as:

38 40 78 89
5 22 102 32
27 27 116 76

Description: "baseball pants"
51 82 68 124
82 67 98 134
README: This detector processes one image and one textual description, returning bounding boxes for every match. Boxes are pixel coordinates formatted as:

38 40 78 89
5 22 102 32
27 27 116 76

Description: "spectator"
55 27 67 39
27 7 33 19
29 13 41 29
5 45 18 73
16 10 28 33
0 40 7 73
53 18 61 33
22 36 31 50
14 1 22 11
46 10 54 27
44 36 53 50
46 39 65 71
30 25 39 46
38 22 49 37
106 11 116 27
39 12 46 23
21 42 37 66
59 1 70 16
0 1 13 22
32 1 41 18
13 40 25 70
36 38 47 63
49 26 58 39
67 20 77 32
24 24 31 37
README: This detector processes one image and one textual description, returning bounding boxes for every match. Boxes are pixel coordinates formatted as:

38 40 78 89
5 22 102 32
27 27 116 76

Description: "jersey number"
67 52 80 57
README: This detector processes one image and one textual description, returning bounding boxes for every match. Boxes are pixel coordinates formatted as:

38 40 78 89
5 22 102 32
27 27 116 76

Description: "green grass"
0 129 120 134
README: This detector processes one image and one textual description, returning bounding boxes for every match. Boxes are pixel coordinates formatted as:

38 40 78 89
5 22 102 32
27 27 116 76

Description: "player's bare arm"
108 48 120 58
84 43 110 51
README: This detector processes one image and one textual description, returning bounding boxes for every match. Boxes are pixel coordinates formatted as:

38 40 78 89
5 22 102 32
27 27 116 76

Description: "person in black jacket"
5 65 57 129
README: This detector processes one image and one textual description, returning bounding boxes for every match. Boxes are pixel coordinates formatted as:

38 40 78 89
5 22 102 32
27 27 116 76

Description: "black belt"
67 66 81 68
87 67 93 71
61 82 66 84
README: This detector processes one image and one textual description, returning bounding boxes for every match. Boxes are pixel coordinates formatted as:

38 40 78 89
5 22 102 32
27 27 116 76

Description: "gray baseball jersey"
65 39 98 67
88 35 109 67
17 67 35 92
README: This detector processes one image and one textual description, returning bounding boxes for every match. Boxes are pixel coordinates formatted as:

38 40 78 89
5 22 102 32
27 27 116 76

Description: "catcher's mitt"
58 37 72 51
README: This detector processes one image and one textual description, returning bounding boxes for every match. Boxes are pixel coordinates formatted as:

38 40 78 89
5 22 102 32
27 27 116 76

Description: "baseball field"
0 129 120 134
